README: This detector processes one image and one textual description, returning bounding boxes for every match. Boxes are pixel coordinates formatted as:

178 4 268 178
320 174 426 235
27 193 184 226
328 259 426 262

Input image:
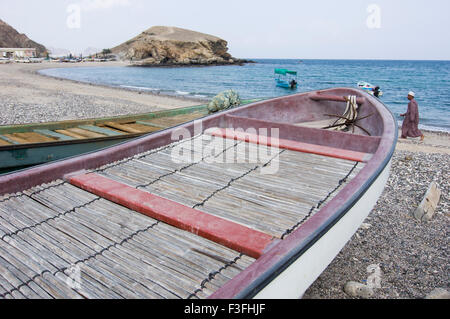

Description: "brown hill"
111 26 249 66
0 19 47 56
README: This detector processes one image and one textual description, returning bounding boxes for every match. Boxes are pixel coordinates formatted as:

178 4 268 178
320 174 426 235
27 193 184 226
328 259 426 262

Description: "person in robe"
400 91 424 141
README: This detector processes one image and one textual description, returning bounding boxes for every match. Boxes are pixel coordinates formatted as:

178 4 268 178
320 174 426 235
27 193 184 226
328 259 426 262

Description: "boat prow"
0 88 397 299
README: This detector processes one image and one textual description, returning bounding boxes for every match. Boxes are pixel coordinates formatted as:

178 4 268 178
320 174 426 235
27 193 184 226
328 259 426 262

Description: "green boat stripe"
33 129 75 141
0 135 20 145
78 125 125 136
135 121 167 129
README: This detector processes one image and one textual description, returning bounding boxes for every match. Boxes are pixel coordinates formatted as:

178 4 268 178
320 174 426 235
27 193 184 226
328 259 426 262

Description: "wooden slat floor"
0 181 254 299
96 135 363 238
0 134 363 299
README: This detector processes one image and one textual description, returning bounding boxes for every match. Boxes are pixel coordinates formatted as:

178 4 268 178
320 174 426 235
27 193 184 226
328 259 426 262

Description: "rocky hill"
111 26 249 66
0 19 47 56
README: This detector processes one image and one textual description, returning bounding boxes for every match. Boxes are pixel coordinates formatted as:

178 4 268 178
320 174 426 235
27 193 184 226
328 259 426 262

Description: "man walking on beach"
400 91 424 141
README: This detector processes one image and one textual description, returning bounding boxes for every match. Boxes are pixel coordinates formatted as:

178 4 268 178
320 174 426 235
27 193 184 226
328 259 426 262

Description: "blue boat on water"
275 68 298 89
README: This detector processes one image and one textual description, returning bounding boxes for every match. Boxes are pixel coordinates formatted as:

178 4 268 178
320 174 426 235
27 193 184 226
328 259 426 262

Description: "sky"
1 0 449 60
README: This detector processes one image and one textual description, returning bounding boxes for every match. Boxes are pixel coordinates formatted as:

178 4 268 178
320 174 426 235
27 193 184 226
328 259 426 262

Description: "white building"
0 48 37 58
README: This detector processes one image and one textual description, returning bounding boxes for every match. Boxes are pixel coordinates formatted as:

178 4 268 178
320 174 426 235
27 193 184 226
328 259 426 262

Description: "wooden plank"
414 181 442 222
33 129 76 141
206 128 371 163
68 172 275 259
141 112 206 127
0 137 11 146
78 125 125 137
65 128 106 139
11 132 56 144
103 122 142 134
135 121 167 129
54 129 85 139
121 123 162 133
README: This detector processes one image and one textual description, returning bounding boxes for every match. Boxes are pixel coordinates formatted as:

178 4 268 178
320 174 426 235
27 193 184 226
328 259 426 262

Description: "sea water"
39 59 450 132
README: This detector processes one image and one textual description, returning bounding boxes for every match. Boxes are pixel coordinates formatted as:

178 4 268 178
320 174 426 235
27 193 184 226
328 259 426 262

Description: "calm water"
40 59 450 132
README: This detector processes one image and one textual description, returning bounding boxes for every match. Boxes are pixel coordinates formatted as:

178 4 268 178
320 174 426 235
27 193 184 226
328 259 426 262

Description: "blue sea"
39 59 450 132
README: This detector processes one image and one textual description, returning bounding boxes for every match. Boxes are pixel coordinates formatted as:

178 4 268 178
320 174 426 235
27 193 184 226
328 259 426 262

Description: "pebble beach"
0 62 448 299
0 62 200 126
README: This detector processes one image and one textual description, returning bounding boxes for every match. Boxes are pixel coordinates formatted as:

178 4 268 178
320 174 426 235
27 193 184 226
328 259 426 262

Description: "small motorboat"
0 88 397 299
275 68 298 89
357 81 383 97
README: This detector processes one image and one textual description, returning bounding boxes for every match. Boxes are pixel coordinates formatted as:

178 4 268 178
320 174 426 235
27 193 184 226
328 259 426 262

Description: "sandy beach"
0 62 448 299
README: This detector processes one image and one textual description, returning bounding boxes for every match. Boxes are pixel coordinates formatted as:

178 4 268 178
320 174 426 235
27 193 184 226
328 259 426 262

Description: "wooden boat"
0 88 397 299
0 105 210 174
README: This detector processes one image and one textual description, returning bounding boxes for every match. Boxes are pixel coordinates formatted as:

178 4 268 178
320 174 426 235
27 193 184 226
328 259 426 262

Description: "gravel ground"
303 149 449 299
0 62 200 125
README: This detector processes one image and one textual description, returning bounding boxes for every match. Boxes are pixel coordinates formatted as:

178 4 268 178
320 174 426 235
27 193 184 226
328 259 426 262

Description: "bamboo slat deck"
0 181 254 299
0 134 364 299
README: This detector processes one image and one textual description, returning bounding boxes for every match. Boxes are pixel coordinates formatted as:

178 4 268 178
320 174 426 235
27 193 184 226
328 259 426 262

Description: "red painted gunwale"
206 127 370 162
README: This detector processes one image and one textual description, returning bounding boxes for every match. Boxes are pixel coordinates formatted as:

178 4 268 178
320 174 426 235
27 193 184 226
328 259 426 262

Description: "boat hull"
0 135 137 174
275 79 297 89
0 88 397 299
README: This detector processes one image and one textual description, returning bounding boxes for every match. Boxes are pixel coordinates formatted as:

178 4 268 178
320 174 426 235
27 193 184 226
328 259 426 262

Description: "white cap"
408 91 415 97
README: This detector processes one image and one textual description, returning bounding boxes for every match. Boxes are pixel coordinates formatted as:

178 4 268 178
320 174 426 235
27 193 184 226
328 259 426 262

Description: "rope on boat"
187 254 243 299
0 180 66 203
322 95 374 136
0 197 101 241
193 149 285 209
330 95 359 131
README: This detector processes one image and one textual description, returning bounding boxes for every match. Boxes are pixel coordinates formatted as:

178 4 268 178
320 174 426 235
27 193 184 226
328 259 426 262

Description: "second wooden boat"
0 105 210 174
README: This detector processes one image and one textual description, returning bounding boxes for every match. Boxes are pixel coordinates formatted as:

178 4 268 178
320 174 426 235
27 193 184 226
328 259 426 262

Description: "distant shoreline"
34 61 209 103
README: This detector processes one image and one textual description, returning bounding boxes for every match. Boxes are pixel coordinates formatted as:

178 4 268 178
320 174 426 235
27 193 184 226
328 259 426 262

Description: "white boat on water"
358 81 383 97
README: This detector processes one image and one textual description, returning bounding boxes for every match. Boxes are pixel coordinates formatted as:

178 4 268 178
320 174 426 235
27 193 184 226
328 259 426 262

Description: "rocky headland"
111 26 252 67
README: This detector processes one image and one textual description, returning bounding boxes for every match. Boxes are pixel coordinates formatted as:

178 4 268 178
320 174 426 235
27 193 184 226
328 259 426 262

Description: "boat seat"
205 127 372 163
68 172 276 259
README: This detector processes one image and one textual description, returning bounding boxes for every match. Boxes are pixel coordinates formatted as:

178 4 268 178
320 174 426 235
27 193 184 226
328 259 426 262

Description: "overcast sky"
1 0 449 60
